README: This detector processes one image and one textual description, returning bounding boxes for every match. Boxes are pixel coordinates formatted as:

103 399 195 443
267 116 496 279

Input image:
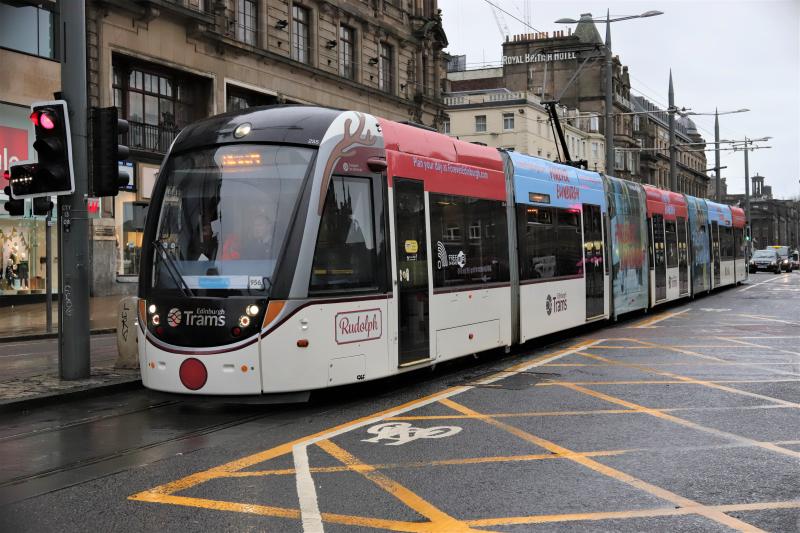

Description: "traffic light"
91 106 129 197
3 185 24 217
11 100 75 199
33 196 54 216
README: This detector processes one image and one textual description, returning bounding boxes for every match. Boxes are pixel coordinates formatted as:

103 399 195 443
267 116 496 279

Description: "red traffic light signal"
30 109 57 130
12 100 75 199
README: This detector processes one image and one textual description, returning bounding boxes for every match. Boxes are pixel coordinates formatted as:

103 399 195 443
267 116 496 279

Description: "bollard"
115 296 139 369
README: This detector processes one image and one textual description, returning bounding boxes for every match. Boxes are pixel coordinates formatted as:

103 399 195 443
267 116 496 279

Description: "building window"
235 0 257 46
379 42 394 94
633 115 640 131
226 85 278 111
0 4 55 59
615 149 625 170
589 115 599 132
113 58 208 154
291 5 310 64
441 118 450 134
339 24 355 80
475 115 486 133
503 113 514 130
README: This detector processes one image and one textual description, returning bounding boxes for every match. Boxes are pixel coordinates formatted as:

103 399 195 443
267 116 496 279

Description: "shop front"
0 102 58 303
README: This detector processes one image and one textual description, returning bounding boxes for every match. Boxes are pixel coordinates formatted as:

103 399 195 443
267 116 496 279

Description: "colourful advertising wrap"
686 195 711 294
605 176 648 317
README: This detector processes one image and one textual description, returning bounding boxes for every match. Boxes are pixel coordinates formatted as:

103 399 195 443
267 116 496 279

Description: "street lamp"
556 10 664 176
682 108 749 201
731 136 772 257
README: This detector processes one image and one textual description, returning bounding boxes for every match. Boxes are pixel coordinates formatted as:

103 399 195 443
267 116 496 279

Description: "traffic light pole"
58 0 90 379
46 212 53 333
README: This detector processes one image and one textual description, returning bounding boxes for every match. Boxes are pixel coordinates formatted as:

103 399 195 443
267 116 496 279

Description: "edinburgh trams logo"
545 292 568 316
167 307 226 327
436 241 467 269
167 308 182 327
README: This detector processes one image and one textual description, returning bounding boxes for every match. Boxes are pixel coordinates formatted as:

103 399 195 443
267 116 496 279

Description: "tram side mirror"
366 157 387 172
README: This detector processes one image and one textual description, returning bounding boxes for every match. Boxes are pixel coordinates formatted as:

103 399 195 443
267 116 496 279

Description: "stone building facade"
447 14 709 194
84 0 448 294
443 89 605 171
724 175 800 250
631 95 708 197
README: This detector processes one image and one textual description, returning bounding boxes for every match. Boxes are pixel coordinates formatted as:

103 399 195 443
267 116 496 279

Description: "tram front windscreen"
150 144 314 297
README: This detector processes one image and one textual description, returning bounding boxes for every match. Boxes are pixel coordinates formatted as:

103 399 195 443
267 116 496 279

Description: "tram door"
652 215 667 301
711 221 721 287
677 217 689 295
583 204 604 319
393 179 430 366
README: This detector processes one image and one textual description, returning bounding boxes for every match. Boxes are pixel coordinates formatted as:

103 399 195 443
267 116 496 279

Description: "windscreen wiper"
152 240 194 297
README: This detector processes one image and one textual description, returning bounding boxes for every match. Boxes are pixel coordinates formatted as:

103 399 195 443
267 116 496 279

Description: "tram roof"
379 119 504 171
730 206 746 228
507 152 606 209
705 199 735 227
643 185 688 219
170 105 344 153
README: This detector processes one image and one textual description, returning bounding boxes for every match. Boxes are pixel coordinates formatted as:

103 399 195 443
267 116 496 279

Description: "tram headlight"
246 304 259 317
239 315 251 328
148 304 157 314
152 314 160 325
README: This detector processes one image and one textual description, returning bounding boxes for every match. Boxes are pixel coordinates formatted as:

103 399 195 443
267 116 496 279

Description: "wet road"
2 272 799 532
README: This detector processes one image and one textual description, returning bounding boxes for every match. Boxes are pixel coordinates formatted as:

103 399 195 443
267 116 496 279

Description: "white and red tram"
137 106 746 397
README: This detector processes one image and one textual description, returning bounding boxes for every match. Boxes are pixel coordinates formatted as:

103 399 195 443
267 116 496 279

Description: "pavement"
0 294 123 340
1 272 799 532
0 295 137 410
0 334 141 409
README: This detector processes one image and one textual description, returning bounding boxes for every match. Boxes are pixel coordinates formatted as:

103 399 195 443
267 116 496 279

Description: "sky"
438 0 800 199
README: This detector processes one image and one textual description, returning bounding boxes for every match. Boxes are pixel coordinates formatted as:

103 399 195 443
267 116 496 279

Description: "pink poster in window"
0 126 29 172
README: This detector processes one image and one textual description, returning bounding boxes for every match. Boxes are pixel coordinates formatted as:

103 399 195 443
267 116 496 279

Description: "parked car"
768 245 793 272
791 250 800 271
749 249 782 273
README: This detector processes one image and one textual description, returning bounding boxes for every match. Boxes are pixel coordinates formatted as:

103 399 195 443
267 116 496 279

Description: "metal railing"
124 121 180 154
164 0 208 13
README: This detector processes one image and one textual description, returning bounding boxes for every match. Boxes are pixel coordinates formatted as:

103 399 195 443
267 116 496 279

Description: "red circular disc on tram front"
179 358 207 390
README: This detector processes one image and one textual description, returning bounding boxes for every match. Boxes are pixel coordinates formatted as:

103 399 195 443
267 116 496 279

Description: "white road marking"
293 444 324 533
362 422 462 445
291 339 603 532
738 274 788 292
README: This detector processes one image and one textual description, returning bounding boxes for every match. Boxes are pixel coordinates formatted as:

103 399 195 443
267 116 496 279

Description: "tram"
137 105 746 396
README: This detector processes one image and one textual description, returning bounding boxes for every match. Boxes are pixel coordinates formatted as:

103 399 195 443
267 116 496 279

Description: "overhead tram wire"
481 0 543 34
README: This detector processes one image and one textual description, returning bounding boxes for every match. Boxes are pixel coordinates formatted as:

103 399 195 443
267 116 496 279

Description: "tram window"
665 220 678 268
309 177 378 293
733 228 744 258
721 226 734 260
429 194 509 288
517 205 583 280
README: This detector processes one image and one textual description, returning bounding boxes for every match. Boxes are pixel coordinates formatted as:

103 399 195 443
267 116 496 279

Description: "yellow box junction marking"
628 308 691 329
439 398 765 532
129 340 600 531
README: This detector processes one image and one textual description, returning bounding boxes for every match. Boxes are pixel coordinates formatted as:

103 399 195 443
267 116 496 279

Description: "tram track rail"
0 399 285 506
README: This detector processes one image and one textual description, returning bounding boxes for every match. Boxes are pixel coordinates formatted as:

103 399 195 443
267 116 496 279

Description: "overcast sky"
438 0 799 199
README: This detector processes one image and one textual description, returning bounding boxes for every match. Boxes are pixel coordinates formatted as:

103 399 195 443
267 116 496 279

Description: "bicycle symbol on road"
362 422 462 446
